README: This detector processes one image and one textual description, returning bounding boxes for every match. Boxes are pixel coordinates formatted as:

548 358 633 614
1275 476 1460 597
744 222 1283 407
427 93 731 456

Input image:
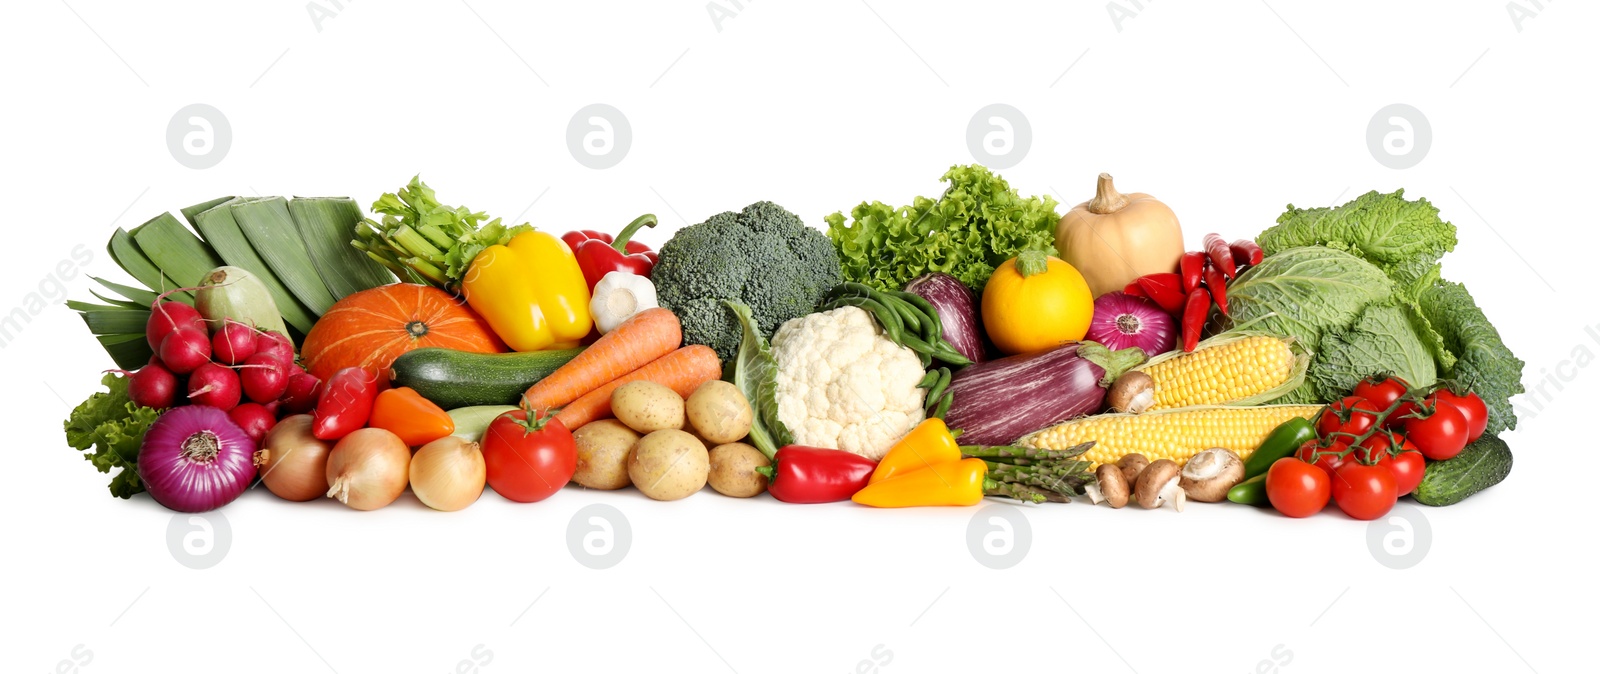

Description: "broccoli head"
654 201 843 362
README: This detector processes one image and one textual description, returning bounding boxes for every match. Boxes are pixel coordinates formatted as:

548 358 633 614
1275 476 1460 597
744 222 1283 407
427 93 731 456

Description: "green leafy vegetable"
1417 279 1525 434
63 373 161 499
1307 302 1442 403
722 300 794 459
826 164 1059 292
1259 189 1457 289
352 176 530 289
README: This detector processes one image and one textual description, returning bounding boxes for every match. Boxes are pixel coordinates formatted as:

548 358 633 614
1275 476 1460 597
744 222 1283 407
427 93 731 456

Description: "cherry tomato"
481 409 577 503
1353 375 1410 411
1296 440 1348 483
1384 447 1427 495
1317 396 1380 439
1266 457 1330 518
1433 389 1488 443
1331 462 1398 520
1404 402 1469 460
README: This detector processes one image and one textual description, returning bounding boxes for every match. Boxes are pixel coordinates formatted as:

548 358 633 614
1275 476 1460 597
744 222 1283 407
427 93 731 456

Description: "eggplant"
942 342 1145 445
905 272 986 364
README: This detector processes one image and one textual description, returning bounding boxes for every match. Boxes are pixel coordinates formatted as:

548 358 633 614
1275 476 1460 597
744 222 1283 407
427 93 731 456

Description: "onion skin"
325 428 410 511
905 272 987 364
410 436 486 512
255 415 332 501
138 406 256 512
1085 292 1177 358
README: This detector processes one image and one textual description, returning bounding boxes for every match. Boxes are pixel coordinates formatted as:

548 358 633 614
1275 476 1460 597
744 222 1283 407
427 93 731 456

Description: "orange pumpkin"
300 284 506 383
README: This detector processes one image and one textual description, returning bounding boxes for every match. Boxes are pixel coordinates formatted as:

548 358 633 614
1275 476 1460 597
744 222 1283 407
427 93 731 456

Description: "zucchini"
390 347 585 409
1412 434 1513 506
448 405 518 442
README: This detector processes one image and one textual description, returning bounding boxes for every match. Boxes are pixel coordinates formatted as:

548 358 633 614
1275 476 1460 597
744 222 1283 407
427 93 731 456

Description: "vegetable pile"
55 170 1520 518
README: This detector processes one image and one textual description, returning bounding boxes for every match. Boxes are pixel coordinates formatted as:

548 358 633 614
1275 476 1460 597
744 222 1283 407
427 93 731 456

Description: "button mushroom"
1116 453 1150 487
1086 464 1130 508
1106 371 1156 414
1179 448 1246 503
1133 459 1185 511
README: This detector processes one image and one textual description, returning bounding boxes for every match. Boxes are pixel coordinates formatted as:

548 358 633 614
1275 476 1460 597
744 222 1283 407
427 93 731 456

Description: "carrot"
553 345 722 429
522 307 682 410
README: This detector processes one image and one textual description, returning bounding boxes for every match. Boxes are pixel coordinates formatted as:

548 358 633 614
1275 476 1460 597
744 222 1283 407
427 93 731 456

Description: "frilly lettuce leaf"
63 373 160 499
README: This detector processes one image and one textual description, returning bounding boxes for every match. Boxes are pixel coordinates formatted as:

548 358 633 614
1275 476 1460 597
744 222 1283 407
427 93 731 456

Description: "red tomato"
1317 396 1380 438
1331 462 1398 520
1433 389 1488 443
481 409 577 503
1384 448 1427 496
1267 458 1330 518
1296 440 1348 483
1353 375 1410 411
1404 403 1470 460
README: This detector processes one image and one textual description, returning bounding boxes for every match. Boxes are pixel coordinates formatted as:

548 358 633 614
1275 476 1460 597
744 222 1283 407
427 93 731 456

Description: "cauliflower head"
771 306 927 460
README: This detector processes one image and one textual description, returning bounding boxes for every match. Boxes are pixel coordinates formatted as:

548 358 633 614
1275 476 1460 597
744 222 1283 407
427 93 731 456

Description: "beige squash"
1054 173 1185 297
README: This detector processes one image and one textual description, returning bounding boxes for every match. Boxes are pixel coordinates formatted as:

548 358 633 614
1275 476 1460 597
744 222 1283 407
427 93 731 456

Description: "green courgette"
1412 434 1513 506
448 405 518 442
390 347 585 409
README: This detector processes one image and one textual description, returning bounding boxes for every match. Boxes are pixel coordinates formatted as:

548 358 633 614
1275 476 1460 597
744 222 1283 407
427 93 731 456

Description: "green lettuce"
1258 189 1457 289
825 165 1058 292
63 373 160 499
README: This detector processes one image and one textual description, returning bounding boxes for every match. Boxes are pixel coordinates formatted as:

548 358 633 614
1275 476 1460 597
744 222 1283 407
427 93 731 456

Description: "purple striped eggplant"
905 272 987 364
941 342 1145 445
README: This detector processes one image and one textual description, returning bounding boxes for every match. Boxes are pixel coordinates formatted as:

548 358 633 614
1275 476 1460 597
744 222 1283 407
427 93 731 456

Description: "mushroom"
1180 448 1246 502
1106 371 1156 414
1116 453 1150 487
1086 464 1130 508
1133 459 1186 511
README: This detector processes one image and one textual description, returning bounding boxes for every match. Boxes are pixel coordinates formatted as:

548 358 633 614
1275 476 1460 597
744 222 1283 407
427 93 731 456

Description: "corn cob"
1135 332 1308 410
1019 405 1321 467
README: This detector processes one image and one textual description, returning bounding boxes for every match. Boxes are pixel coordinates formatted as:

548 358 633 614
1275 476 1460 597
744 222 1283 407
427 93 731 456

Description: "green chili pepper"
1243 416 1317 478
1227 473 1269 506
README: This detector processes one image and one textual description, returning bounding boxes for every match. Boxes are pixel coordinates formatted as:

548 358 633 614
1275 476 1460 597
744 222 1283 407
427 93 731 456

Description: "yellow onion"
409 436 486 511
325 428 409 510
254 415 332 502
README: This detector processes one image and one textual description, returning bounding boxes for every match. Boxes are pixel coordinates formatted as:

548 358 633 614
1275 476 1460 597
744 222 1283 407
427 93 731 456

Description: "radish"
228 403 276 444
146 288 206 352
255 330 295 366
279 368 321 414
187 362 241 410
261 399 281 417
159 327 213 375
240 353 289 404
212 320 258 365
128 363 179 409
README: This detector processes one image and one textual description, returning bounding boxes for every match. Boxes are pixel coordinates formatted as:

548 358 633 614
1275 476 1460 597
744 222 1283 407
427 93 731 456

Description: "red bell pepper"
755 445 878 503
1135 273 1186 313
561 214 660 290
311 367 377 441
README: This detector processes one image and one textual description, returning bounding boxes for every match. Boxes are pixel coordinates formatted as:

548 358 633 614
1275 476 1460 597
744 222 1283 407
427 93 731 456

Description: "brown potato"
628 429 708 501
572 420 640 490
612 381 685 433
707 442 769 498
686 380 754 444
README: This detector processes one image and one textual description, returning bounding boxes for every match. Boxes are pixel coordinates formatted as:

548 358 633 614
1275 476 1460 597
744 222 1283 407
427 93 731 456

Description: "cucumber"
1412 434 1513 506
390 347 585 409
448 405 518 442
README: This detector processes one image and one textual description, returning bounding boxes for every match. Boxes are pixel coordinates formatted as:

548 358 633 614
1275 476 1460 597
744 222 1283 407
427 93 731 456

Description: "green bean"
931 391 953 419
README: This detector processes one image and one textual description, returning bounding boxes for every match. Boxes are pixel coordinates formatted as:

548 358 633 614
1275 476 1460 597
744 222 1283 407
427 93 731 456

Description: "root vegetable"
254 415 332 501
128 363 178 409
159 327 212 375
707 442 769 498
611 380 685 433
686 380 753 445
228 402 276 444
186 362 241 411
212 320 258 365
409 436 485 511
628 429 708 501
240 353 290 404
255 330 295 367
572 420 639 490
146 299 205 352
325 428 410 510
279 368 320 414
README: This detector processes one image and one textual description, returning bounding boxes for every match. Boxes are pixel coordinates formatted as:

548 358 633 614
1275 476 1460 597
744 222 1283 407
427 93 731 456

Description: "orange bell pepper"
852 458 989 508
870 418 962 484
368 386 455 446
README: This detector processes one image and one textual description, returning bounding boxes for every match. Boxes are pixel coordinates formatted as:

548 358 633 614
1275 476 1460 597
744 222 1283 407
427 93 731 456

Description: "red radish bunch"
212 320 258 365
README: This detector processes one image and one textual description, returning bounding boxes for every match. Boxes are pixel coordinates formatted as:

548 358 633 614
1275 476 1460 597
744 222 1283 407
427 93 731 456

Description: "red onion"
137 406 256 512
1085 292 1177 358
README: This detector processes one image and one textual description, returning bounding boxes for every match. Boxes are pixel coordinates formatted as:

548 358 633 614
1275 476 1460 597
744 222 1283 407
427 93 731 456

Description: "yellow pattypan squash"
982 250 1093 355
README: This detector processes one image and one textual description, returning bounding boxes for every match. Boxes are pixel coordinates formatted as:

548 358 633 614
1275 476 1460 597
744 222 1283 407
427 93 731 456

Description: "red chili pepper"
1202 233 1238 279
1181 287 1211 352
561 214 660 291
1180 251 1206 294
1229 239 1264 267
1135 273 1186 313
755 445 878 503
1203 265 1229 316
1123 280 1147 298
311 366 377 441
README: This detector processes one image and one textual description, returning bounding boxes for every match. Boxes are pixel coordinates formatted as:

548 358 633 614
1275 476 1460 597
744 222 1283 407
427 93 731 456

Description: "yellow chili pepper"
870 418 962 484
462 231 593 352
852 458 988 508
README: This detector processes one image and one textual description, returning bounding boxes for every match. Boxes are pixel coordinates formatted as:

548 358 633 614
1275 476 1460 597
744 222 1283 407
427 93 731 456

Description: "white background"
2 1 1593 672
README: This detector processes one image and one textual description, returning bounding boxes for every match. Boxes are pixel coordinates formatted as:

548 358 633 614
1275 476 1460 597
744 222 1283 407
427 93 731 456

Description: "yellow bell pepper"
852 458 988 508
870 418 962 484
462 230 592 351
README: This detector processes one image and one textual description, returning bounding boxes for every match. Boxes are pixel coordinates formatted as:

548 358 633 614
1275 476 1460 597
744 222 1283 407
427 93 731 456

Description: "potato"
686 380 753 444
628 429 708 501
611 381 685 433
572 420 640 490
707 442 769 498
